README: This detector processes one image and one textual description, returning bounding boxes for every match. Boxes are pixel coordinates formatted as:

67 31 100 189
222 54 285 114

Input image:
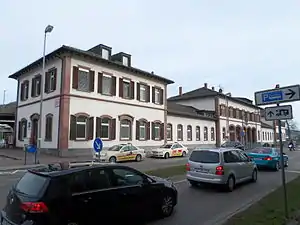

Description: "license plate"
194 168 209 173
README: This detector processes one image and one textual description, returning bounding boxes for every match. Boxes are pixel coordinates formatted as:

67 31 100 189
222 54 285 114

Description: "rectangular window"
120 120 131 140
139 123 146 140
48 71 56 92
102 49 109 60
76 117 87 139
187 126 192 141
101 118 110 139
140 85 146 101
154 124 160 140
122 56 128 66
196 127 200 141
167 126 172 140
155 88 160 104
123 80 131 98
45 115 53 141
102 75 112 95
78 69 90 92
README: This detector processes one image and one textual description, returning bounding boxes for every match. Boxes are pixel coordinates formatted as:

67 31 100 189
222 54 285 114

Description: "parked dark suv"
1 164 177 225
221 141 245 150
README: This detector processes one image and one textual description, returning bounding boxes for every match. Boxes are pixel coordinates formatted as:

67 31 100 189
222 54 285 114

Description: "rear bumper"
186 174 227 185
0 211 17 225
254 160 277 168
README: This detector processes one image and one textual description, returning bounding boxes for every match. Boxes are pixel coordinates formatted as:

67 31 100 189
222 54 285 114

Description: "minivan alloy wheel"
251 169 258 182
161 195 174 216
226 176 235 192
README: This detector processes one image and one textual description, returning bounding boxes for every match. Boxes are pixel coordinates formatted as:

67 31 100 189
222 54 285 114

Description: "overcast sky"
1 0 300 124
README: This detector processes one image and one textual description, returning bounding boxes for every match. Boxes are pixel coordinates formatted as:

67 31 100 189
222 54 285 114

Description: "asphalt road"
1 150 300 225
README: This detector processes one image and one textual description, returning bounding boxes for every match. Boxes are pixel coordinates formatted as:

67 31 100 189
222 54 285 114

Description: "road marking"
174 179 186 184
0 170 27 175
286 170 300 174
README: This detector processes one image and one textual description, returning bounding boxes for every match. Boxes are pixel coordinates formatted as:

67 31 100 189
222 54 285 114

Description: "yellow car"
94 143 146 163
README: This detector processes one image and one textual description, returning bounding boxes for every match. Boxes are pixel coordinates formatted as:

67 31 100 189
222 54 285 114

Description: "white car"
94 143 146 163
151 142 188 159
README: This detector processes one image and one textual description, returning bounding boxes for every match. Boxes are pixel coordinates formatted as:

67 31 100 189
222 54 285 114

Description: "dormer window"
122 56 129 66
102 49 109 60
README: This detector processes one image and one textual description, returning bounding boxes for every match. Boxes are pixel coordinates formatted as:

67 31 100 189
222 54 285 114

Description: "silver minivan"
186 148 258 191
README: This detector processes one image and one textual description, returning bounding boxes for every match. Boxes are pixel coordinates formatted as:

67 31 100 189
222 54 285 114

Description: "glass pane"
78 70 90 92
100 125 109 139
123 82 130 98
120 126 130 139
190 151 220 163
102 49 109 59
154 125 160 139
77 124 86 138
16 172 48 196
101 118 110 124
139 126 145 139
102 77 112 95
77 116 86 123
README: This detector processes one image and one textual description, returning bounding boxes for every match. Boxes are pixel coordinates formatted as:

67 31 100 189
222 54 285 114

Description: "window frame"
196 126 200 141
76 116 87 140
187 125 192 141
166 124 172 141
139 84 147 102
139 122 146 140
120 119 132 141
177 124 183 141
77 68 90 92
204 126 208 141
123 80 131 99
102 49 109 60
153 123 161 140
154 88 161 104
100 118 110 140
211 127 215 141
45 114 53 141
102 74 113 96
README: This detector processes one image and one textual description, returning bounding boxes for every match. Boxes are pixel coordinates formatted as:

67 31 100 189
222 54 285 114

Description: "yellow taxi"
151 142 188 159
94 143 146 163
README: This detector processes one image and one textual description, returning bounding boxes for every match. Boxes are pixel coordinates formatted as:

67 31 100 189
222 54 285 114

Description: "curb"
0 154 21 161
0 164 46 172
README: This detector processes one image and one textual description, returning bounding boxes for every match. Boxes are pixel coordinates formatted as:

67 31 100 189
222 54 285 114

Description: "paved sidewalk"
0 148 93 171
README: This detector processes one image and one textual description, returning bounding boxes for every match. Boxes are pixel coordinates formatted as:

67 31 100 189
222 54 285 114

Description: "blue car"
246 147 288 171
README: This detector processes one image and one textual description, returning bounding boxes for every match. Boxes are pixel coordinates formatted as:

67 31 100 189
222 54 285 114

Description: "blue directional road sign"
255 85 300 106
93 138 103 153
27 145 37 153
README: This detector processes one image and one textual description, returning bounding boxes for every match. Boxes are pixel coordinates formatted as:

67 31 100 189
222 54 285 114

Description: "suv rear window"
15 172 48 196
189 151 220 163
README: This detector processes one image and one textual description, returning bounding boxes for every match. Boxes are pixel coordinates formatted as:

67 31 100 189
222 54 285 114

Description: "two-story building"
10 44 176 156
168 83 262 147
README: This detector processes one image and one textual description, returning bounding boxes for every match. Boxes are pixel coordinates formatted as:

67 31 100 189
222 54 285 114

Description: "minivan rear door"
188 150 221 178
3 172 48 224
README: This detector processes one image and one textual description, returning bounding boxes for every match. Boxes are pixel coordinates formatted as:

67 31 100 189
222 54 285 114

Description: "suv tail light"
215 166 224 175
20 202 48 213
263 157 272 161
186 163 191 171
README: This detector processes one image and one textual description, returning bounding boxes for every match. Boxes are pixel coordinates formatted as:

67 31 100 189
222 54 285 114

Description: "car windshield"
221 142 237 147
189 150 220 163
108 145 123 151
15 172 48 196
160 144 173 148
248 148 272 154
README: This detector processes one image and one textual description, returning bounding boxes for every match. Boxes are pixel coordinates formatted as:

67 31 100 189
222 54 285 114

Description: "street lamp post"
37 25 54 161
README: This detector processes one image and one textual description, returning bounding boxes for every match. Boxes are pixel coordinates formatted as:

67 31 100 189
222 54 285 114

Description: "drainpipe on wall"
57 55 65 157
164 84 168 144
215 96 221 147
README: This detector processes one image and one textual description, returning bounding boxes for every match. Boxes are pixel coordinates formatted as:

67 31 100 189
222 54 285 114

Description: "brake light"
215 166 224 175
263 157 272 161
20 202 48 213
186 163 191 171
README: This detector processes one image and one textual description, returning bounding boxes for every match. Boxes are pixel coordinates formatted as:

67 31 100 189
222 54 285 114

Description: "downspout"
14 79 20 147
56 55 64 156
164 84 167 145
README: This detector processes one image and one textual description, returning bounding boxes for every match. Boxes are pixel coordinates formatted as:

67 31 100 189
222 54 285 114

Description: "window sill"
101 93 113 97
44 139 52 142
123 97 133 100
138 138 146 141
154 138 161 141
196 139 200 141
73 88 93 93
45 90 55 94
120 138 131 141
74 138 88 142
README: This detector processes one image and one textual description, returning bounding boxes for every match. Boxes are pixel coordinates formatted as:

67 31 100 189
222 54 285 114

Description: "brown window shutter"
146 85 150 102
72 66 79 89
53 69 57 91
87 117 94 140
69 115 77 140
97 73 103 94
152 87 155 103
18 121 21 140
160 123 164 140
25 82 29 99
89 70 95 92
160 89 164 105
110 119 116 140
136 83 140 101
37 75 41 96
44 72 49 93
20 83 24 101
130 81 135 99
136 120 140 140
96 117 101 138
146 122 150 140
119 78 123 98
31 78 35 97
111 76 116 96
151 122 155 140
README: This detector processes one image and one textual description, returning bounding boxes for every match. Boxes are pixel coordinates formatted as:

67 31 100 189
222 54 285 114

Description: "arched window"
211 127 215 141
18 118 27 141
95 116 116 140
177 124 183 141
151 122 163 140
45 114 53 141
70 114 94 141
167 124 172 141
120 119 132 140
136 120 148 141
187 125 192 141
222 127 226 140
196 126 200 141
76 116 88 139
204 127 208 141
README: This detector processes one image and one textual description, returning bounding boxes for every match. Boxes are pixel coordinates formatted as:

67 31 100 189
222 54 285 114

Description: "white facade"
173 97 215 111
167 115 216 147
16 59 62 149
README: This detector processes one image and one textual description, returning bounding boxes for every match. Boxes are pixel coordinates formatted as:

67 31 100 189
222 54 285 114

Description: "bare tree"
287 120 298 130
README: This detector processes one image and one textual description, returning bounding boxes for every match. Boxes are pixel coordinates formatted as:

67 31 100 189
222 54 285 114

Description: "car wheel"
160 194 175 217
251 169 258 182
164 152 170 159
182 151 187 157
189 180 198 187
109 156 117 163
274 161 280 171
225 176 235 192
135 154 142 162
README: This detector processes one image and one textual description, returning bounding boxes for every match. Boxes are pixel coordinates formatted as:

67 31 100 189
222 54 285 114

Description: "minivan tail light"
186 163 191 171
20 202 48 213
215 166 224 175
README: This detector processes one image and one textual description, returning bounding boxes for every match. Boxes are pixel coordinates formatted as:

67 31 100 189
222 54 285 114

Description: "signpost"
265 105 293 121
93 138 103 161
255 84 300 219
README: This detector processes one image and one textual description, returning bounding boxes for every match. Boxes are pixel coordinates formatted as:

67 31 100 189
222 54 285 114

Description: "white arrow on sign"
264 105 293 121
95 142 101 149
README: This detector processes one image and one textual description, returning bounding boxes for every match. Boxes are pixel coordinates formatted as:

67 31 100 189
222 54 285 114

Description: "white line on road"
286 170 300 174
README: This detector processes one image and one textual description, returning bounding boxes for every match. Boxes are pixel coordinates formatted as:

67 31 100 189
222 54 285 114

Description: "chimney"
179 86 183 96
212 86 215 91
219 88 223 93
204 83 208 88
